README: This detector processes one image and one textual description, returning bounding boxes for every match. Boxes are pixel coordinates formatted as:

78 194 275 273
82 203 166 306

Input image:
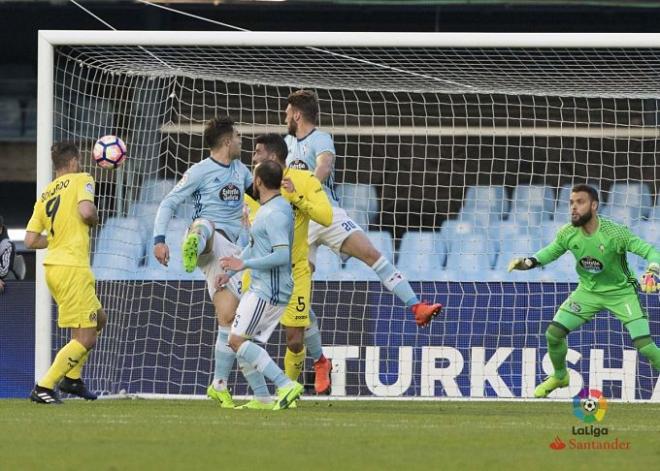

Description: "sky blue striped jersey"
153 157 253 243
284 129 338 205
245 195 294 305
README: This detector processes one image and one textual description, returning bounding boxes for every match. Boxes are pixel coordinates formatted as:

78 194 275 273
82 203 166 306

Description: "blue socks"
238 356 271 400
213 327 235 388
236 340 291 389
305 309 324 362
193 219 214 256
371 256 418 307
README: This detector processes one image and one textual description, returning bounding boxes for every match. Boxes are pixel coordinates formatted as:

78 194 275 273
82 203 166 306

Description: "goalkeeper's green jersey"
534 216 660 294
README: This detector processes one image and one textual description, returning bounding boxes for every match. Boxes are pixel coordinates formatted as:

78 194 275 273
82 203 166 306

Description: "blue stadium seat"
0 97 22 138
128 202 160 245
537 253 579 283
444 232 497 281
510 185 554 226
92 217 144 280
397 231 446 281
603 182 653 222
335 183 378 229
494 223 545 282
341 231 394 281
460 186 508 227
312 245 343 281
140 179 176 204
145 218 204 280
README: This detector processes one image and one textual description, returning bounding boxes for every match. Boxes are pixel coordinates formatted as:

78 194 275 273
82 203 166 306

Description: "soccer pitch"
0 400 658 470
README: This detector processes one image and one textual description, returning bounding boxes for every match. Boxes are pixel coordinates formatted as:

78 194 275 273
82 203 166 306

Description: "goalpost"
37 31 660 401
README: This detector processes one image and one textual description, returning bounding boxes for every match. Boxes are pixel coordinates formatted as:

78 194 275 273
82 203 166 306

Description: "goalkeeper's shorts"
45 265 102 329
554 286 650 338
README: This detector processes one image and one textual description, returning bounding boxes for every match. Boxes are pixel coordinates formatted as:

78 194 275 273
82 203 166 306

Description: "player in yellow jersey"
239 134 332 406
25 142 107 404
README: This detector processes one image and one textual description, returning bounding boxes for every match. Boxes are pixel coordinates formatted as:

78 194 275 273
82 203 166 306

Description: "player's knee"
96 308 108 332
228 335 243 352
545 324 567 345
287 339 304 354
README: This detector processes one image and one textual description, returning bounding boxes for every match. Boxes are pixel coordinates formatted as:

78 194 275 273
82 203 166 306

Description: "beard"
287 120 297 136
571 211 593 227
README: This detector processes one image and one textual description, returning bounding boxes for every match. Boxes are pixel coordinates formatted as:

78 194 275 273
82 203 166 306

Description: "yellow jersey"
26 172 96 267
244 167 332 266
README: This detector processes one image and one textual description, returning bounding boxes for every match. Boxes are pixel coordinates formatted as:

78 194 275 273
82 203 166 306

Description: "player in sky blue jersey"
153 116 252 408
284 90 444 393
217 160 303 410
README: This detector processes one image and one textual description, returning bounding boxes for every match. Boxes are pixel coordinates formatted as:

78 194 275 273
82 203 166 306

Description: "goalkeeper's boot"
313 355 332 395
234 399 274 410
273 381 304 411
534 375 570 398
206 384 235 409
59 377 98 400
411 301 444 327
30 384 63 405
182 232 201 273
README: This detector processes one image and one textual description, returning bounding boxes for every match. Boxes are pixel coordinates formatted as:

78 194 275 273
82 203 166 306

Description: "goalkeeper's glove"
507 257 539 272
640 262 660 293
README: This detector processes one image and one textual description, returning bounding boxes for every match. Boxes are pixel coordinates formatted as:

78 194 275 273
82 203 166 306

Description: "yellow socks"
38 339 87 389
65 350 90 380
284 347 306 382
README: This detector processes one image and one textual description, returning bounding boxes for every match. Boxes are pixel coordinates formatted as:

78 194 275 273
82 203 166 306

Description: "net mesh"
49 43 660 400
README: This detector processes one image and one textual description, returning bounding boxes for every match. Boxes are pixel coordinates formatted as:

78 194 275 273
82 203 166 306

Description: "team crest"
569 301 582 313
599 244 605 253
89 311 97 322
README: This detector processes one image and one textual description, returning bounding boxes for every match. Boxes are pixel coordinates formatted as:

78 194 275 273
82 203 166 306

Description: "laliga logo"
573 388 607 423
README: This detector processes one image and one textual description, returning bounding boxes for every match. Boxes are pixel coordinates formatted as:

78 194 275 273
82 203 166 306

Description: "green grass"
0 399 658 470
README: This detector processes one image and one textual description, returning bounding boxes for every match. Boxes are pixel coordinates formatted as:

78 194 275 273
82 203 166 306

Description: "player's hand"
507 257 536 272
154 243 170 266
215 273 230 289
219 255 244 272
640 263 660 293
241 204 251 229
281 177 296 194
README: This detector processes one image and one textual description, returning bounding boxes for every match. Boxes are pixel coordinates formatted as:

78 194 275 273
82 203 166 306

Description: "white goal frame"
35 30 660 386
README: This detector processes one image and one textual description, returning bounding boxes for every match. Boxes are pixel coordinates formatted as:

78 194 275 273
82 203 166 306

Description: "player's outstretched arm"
285 173 333 227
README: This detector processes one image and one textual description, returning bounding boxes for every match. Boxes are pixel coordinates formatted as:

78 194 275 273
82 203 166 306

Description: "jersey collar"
296 128 317 143
209 156 231 168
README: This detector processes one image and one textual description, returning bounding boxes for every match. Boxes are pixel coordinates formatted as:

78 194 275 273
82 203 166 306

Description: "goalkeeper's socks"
236 340 290 389
38 339 88 390
284 347 306 381
304 309 324 362
546 330 568 380
371 256 418 307
194 220 214 256
66 350 90 380
639 343 660 371
238 356 271 400
213 327 235 386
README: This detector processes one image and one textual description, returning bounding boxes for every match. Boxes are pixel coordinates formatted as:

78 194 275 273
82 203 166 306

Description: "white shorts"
197 231 241 299
231 291 285 343
308 206 363 267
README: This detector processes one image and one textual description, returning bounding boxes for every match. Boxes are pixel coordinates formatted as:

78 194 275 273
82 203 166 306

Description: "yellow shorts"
45 265 102 328
242 264 312 328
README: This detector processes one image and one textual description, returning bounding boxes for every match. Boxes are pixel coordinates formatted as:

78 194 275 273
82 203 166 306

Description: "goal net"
39 32 659 401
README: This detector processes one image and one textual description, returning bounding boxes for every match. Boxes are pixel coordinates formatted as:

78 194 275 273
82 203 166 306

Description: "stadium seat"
140 179 176 204
92 217 145 280
444 232 497 281
128 202 160 245
341 230 394 281
335 183 379 228
510 185 554 226
493 223 545 282
603 181 653 222
397 231 446 281
537 253 579 283
312 245 343 281
0 97 22 138
145 218 204 280
460 186 508 227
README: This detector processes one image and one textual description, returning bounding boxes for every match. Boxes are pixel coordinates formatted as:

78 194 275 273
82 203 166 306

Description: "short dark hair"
51 141 80 170
254 160 283 191
287 90 319 124
571 184 599 203
255 133 288 164
204 116 235 150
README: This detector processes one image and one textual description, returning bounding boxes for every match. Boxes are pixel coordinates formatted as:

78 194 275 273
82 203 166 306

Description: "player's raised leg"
338 230 443 327
182 219 215 273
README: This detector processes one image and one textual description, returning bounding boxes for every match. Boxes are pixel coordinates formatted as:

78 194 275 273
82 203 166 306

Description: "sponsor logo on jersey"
289 160 309 170
579 256 604 273
219 183 241 202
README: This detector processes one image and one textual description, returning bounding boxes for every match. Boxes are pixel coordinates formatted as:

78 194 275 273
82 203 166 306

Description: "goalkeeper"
509 184 660 398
